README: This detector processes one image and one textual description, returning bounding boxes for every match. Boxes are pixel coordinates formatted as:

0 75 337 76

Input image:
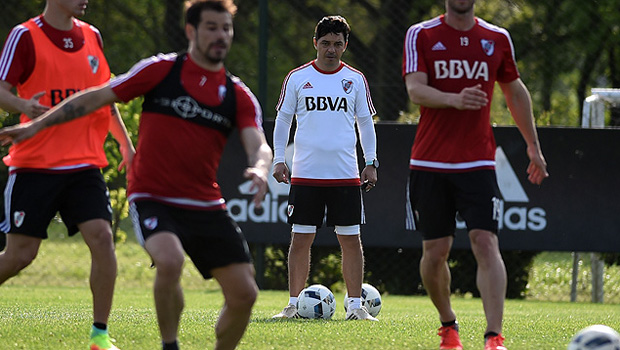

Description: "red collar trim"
311 60 344 74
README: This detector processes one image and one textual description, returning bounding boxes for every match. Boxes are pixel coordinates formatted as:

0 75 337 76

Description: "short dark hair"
314 15 350 42
185 0 237 28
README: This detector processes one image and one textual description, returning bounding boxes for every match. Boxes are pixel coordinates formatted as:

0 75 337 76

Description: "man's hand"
22 91 49 119
526 145 549 185
117 144 136 172
272 162 290 184
0 121 39 146
244 167 269 208
452 84 488 110
360 166 378 192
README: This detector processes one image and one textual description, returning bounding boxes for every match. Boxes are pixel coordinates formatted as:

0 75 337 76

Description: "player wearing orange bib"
0 1 134 349
0 1 271 349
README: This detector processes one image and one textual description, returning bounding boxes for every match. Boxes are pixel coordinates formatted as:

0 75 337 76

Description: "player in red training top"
402 1 548 350
0 1 272 350
0 1 134 349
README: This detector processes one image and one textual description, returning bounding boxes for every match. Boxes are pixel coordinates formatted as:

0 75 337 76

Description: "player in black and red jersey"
402 1 548 349
0 1 272 349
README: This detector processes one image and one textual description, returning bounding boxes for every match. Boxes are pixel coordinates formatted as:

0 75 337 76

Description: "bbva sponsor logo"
434 60 489 81
305 96 348 112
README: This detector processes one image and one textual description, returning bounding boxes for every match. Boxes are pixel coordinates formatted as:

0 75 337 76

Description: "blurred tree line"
2 0 619 125
0 0 619 233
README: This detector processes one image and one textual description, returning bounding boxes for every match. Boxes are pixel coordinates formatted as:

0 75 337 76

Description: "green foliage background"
1 0 619 297
2 0 619 125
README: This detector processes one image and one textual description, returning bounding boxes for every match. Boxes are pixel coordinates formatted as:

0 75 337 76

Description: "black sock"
484 331 499 340
162 340 179 350
441 319 457 328
93 323 107 331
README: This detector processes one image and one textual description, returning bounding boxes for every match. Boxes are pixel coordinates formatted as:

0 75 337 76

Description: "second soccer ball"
297 284 336 319
343 283 382 317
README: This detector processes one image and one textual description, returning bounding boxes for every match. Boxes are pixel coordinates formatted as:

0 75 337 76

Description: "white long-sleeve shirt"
274 60 377 186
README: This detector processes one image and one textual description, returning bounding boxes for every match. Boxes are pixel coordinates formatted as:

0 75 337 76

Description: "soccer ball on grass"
567 324 620 350
343 283 382 317
296 284 336 319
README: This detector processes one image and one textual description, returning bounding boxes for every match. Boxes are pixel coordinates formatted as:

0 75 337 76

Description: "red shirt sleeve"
0 25 35 86
496 34 520 83
110 54 175 102
233 79 262 130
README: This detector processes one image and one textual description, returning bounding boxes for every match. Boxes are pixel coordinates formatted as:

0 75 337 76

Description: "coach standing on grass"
0 0 134 349
0 1 272 350
271 15 379 322
402 0 548 349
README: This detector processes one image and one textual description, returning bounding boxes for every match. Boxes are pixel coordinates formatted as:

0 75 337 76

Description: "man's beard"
202 42 227 64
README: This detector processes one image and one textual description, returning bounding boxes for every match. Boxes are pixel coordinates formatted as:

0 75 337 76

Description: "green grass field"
1 285 619 349
1 229 619 349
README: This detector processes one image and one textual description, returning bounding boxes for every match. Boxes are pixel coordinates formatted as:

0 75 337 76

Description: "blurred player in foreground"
0 1 272 349
402 0 548 349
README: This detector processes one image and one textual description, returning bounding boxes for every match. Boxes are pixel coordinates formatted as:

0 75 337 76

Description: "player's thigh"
409 170 456 239
179 210 253 280
3 233 42 263
132 202 185 270
78 219 114 251
130 200 181 247
326 186 362 226
287 185 326 226
336 233 362 252
3 172 64 238
144 231 186 273
453 170 500 233
59 169 112 236
212 263 258 305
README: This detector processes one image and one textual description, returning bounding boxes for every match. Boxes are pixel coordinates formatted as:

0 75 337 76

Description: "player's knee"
83 225 114 248
226 286 257 311
290 235 314 252
470 231 498 253
7 250 37 273
154 255 185 279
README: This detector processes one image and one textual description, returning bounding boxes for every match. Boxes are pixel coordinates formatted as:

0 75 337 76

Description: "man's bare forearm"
41 102 88 127
33 85 117 131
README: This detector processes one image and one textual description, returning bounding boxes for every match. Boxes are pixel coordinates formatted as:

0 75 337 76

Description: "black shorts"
129 200 252 279
406 169 501 240
287 185 364 228
1 168 112 238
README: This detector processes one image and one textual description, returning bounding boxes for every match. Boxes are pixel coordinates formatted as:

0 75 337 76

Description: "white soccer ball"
296 284 336 319
567 325 620 350
343 283 382 317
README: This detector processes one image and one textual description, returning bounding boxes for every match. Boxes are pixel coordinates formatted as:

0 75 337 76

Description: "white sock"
348 297 362 310
289 297 298 306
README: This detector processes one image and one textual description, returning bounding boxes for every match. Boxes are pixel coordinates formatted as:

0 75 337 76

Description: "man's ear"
185 23 195 42
313 37 318 50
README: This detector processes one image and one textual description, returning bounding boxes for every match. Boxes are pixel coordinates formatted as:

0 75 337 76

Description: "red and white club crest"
13 211 25 228
143 217 158 230
480 39 495 56
287 205 294 217
88 55 99 74
341 79 353 94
